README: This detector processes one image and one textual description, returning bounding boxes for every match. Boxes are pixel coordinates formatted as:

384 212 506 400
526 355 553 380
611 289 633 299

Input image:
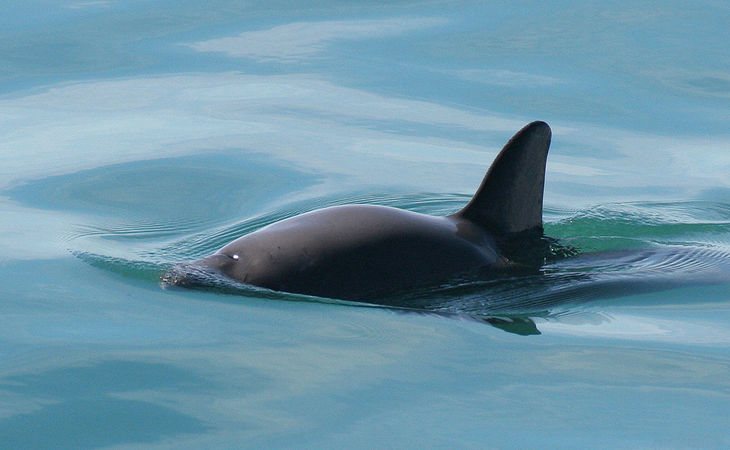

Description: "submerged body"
166 121 553 301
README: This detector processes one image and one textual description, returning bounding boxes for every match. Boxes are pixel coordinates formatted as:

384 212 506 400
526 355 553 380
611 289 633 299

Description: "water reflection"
2 71 729 206
0 361 211 449
189 18 447 63
7 153 319 227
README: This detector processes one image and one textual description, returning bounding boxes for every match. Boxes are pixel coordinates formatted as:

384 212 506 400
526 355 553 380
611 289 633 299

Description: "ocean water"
2 1 730 448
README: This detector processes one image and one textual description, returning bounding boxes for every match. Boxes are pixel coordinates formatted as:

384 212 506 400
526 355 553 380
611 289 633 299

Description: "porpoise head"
162 252 244 289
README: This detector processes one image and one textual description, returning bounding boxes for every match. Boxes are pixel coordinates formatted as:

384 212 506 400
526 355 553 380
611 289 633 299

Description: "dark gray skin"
167 121 552 301
193 205 507 300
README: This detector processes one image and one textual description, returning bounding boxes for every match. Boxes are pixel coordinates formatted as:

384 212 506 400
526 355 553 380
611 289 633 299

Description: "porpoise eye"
232 254 240 261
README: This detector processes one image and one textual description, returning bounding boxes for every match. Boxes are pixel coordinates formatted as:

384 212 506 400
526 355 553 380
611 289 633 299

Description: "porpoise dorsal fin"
453 121 551 234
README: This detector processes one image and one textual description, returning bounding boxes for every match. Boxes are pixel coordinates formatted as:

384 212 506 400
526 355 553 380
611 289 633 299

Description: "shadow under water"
70 194 730 335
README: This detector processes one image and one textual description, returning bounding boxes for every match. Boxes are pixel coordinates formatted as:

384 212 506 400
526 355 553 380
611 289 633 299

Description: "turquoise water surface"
2 1 730 448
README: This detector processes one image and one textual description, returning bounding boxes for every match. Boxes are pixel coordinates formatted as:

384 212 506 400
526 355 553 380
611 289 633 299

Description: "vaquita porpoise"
165 121 553 301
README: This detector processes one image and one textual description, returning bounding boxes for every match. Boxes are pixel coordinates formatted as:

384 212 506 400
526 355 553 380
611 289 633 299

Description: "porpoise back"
165 121 553 301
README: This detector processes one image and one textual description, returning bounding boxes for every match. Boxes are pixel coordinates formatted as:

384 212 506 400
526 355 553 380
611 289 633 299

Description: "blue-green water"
2 1 730 448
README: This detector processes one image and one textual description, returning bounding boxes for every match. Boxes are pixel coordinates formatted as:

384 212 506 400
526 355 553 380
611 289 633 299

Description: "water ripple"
71 195 730 318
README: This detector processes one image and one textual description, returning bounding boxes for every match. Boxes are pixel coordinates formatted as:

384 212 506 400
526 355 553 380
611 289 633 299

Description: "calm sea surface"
2 1 730 448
